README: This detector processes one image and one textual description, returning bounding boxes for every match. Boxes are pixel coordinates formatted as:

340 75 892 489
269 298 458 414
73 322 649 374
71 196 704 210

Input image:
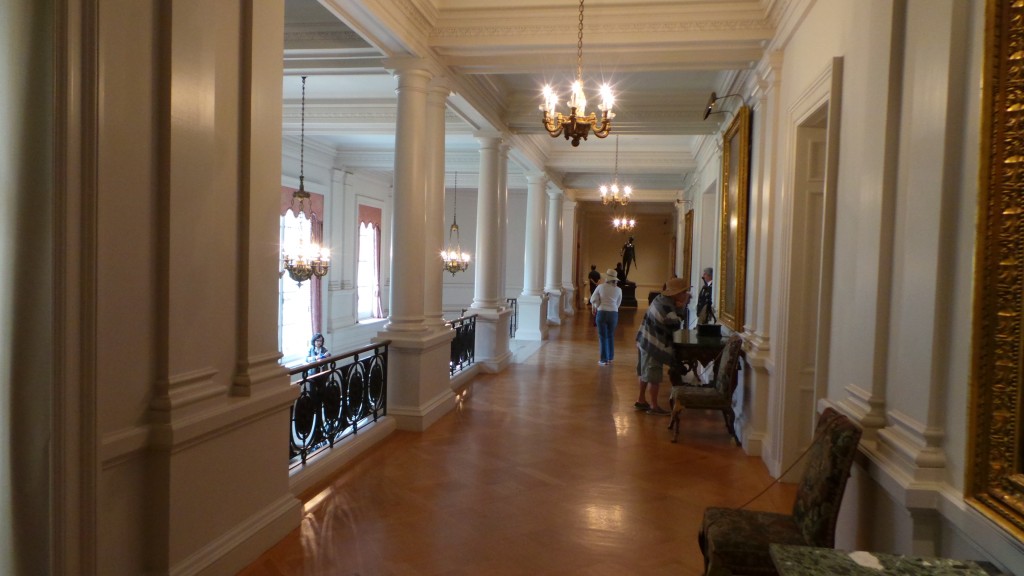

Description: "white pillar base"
546 289 564 324
516 294 549 340
374 328 456 431
471 307 513 373
561 286 576 318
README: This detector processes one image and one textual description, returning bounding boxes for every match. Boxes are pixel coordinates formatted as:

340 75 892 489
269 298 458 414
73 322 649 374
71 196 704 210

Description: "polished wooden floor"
240 306 795 576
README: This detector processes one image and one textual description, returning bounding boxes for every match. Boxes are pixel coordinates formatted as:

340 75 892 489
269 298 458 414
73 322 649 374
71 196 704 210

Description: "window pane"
356 222 378 320
280 211 313 362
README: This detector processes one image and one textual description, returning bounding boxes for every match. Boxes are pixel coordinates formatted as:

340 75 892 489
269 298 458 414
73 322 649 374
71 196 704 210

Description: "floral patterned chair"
698 407 862 575
668 334 744 445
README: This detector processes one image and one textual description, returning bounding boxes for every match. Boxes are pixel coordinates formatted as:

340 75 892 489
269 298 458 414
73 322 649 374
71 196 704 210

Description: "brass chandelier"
599 135 631 205
612 213 636 233
540 0 614 147
281 76 330 286
441 172 471 276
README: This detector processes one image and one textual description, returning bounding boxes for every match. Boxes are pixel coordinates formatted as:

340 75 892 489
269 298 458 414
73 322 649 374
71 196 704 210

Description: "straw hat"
662 277 690 297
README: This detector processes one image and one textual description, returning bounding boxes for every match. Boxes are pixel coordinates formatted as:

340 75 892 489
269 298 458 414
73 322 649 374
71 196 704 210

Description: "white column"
497 143 510 303
383 61 430 333
560 198 577 316
424 77 451 330
544 187 564 324
470 133 512 371
471 134 501 310
517 174 549 340
378 58 455 432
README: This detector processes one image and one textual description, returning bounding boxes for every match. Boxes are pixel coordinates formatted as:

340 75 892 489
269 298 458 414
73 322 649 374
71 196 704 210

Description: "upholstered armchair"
698 407 862 575
668 334 744 445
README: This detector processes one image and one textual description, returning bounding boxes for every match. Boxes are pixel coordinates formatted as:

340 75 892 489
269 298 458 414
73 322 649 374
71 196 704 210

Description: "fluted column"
517 174 550 340
544 187 564 324
424 77 451 330
470 133 513 370
377 58 456 432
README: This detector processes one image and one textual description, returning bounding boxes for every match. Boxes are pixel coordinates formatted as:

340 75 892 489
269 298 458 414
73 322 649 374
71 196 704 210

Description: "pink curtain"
358 205 384 318
280 186 324 218
373 224 383 318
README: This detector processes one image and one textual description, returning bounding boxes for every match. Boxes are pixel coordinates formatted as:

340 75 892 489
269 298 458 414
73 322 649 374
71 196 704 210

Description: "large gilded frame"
968 0 1024 537
719 106 751 331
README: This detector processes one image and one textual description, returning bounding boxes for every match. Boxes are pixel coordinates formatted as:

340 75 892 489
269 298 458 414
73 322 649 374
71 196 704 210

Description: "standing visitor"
635 278 691 415
696 267 716 324
587 264 601 302
590 268 623 366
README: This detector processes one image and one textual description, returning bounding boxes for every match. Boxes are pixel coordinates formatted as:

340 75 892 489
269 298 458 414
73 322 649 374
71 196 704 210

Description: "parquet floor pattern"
240 307 795 576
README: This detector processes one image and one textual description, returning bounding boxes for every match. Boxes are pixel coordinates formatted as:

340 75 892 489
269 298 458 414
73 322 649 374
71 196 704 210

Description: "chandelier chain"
299 75 306 188
576 0 584 82
452 172 458 225
614 134 620 180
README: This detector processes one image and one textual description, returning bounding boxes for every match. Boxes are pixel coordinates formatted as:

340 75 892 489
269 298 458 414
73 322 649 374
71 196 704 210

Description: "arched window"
357 205 383 320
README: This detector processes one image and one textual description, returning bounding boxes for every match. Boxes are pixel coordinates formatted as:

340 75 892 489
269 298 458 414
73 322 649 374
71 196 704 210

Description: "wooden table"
769 544 1001 575
672 326 736 381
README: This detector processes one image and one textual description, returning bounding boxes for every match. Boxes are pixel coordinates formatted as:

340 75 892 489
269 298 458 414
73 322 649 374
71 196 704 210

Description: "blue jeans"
595 310 619 363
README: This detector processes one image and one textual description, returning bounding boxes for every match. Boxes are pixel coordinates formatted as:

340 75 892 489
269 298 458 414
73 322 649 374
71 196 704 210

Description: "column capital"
474 131 503 146
526 173 549 187
546 187 564 200
382 57 443 78
427 76 453 100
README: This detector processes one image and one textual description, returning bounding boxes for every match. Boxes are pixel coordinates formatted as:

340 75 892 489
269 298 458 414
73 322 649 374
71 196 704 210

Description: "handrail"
287 340 391 468
449 314 476 376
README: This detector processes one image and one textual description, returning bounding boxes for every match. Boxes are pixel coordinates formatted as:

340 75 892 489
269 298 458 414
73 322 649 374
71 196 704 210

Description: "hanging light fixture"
441 172 471 276
281 75 330 286
599 135 632 205
539 0 614 147
612 214 636 233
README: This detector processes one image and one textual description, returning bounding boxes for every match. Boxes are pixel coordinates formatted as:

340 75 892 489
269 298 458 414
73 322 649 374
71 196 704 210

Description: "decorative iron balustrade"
288 341 389 468
506 297 518 338
449 314 476 376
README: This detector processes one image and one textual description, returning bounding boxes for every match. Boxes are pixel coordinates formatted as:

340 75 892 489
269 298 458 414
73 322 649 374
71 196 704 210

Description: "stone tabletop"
769 544 997 575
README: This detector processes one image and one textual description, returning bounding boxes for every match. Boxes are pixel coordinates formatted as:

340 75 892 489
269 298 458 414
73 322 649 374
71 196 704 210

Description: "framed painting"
968 0 1024 538
718 105 751 331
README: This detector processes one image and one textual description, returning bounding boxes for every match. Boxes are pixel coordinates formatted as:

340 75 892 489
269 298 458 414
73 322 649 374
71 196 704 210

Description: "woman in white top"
590 268 623 365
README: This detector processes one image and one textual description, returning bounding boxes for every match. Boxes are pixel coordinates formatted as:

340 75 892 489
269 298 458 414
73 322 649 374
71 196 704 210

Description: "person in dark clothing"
696 267 716 324
587 264 601 301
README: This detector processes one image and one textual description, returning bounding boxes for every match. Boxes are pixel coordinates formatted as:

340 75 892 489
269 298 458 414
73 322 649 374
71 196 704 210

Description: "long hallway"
241 307 795 575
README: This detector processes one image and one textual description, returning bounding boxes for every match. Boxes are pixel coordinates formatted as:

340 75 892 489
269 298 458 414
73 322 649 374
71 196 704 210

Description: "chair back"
712 335 743 398
791 407 862 547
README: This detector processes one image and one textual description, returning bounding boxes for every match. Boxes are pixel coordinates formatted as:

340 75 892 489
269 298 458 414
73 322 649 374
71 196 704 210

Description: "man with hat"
634 277 691 415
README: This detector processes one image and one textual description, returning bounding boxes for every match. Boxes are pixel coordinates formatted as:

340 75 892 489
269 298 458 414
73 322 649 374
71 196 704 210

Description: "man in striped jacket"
635 277 691 415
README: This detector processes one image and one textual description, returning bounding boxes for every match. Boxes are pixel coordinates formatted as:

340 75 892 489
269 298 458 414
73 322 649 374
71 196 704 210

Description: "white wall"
767 0 1019 571
505 188 528 299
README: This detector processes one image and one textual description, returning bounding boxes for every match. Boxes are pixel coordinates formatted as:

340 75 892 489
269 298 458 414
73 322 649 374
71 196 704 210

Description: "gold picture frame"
718 106 751 331
967 0 1024 538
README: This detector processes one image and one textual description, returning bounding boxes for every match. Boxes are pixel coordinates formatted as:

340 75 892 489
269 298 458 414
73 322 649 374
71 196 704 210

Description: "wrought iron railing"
506 297 518 337
449 314 476 376
288 341 389 468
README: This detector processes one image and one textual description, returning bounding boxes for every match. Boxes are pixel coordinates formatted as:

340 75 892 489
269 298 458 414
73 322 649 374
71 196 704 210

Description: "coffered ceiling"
283 0 782 208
